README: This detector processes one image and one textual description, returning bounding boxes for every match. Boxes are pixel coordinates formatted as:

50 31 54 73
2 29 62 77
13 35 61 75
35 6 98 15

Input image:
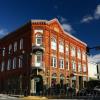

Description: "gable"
48 18 64 33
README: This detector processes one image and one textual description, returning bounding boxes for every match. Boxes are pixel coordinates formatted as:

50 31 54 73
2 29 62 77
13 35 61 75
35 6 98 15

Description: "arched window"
9 44 12 54
35 34 42 46
19 55 23 68
59 41 64 53
7 59 11 70
20 38 23 50
71 46 76 56
1 61 5 72
13 57 16 69
14 41 17 52
77 48 81 59
51 37 57 50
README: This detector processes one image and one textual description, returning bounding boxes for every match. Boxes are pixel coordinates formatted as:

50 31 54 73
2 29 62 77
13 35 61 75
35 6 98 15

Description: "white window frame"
36 34 42 46
51 37 57 50
71 46 76 57
2 48 5 57
7 59 11 70
77 49 81 59
82 51 86 61
83 64 87 72
66 44 69 55
14 42 17 52
72 60 76 72
9 44 12 54
59 41 64 53
59 58 64 69
19 55 23 68
51 56 57 68
78 62 82 72
13 57 16 69
1 61 5 72
20 38 23 50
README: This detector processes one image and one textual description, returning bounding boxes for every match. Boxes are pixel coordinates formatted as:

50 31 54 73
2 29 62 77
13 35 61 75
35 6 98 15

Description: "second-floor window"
82 51 86 61
19 55 23 68
36 34 42 46
77 49 81 59
13 57 16 69
59 41 64 53
78 62 82 72
51 56 57 68
72 60 76 72
51 37 57 50
83 64 87 72
14 42 17 52
1 61 5 72
2 48 5 56
7 59 11 70
71 46 76 57
9 44 12 54
20 38 23 50
59 58 64 69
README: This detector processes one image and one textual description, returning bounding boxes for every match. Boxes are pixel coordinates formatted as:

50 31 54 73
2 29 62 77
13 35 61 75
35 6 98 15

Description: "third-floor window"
20 38 23 50
36 34 42 46
59 41 64 53
9 44 12 54
51 37 57 50
14 42 17 52
77 48 81 59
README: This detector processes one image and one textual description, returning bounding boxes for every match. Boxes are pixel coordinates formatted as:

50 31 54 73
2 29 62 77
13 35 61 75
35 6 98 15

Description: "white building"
88 61 97 80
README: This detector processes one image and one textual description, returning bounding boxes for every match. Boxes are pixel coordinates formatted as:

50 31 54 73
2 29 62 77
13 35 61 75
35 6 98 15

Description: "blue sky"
0 0 100 56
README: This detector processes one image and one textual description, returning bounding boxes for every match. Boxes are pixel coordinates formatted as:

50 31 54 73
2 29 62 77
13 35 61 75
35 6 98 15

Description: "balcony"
32 44 45 53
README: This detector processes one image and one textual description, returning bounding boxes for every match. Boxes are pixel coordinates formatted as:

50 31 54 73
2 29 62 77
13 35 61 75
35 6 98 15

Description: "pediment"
48 18 64 33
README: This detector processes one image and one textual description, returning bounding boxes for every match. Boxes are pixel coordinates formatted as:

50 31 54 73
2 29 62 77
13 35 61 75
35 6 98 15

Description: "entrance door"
35 75 43 95
79 76 83 90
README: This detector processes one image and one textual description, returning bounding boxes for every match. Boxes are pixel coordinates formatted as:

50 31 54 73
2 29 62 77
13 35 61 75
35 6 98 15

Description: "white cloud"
58 16 74 33
81 15 93 23
94 5 100 19
88 54 100 63
0 29 8 38
81 4 100 23
62 23 73 32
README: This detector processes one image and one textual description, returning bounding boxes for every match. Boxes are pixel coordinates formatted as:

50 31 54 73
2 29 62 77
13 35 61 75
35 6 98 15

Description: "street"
0 94 20 100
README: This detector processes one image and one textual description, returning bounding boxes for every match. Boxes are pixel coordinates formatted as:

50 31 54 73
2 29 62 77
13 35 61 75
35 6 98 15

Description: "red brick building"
0 19 88 95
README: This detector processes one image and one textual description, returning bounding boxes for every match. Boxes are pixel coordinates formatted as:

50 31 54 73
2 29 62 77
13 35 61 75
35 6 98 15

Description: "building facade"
88 61 97 80
0 19 88 95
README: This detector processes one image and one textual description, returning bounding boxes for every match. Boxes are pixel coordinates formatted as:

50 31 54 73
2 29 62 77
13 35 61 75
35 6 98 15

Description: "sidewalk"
21 96 48 100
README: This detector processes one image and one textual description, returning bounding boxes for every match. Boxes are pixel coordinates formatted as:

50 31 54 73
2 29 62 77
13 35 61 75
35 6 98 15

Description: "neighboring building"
0 19 88 95
88 61 97 80
97 63 100 79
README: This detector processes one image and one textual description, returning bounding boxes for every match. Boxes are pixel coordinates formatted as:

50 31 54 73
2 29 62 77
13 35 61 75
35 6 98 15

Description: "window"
36 54 42 63
71 46 76 57
51 37 56 50
82 51 86 61
1 61 5 72
19 55 23 68
7 59 11 70
51 56 57 68
13 57 16 69
36 34 42 46
14 42 17 52
66 58 69 70
59 41 64 53
59 58 64 69
2 48 5 56
20 38 23 50
66 44 69 55
83 64 86 72
72 60 76 72
9 44 12 54
77 49 81 59
78 62 82 72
